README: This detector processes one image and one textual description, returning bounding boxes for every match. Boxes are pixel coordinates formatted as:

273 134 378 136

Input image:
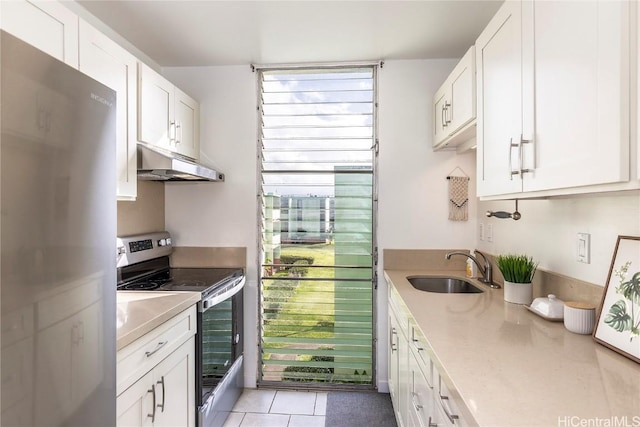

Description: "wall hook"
486 200 521 220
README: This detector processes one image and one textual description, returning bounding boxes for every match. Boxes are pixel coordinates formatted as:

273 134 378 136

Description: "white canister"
563 301 596 334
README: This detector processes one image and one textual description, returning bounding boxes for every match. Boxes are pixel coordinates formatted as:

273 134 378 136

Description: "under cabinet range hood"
137 144 225 182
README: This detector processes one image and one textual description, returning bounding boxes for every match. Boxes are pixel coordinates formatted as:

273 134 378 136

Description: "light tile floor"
223 389 327 427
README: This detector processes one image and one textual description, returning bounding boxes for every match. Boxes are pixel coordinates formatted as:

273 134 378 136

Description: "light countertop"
384 269 640 426
116 291 200 351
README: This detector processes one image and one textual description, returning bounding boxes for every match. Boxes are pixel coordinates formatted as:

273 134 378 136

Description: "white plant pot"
503 281 533 305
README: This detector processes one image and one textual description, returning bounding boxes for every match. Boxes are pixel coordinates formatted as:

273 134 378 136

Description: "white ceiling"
76 0 503 67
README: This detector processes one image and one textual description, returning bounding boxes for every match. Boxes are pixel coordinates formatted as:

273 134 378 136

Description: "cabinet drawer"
409 322 432 387
389 287 409 337
409 346 434 427
117 305 196 395
436 374 465 426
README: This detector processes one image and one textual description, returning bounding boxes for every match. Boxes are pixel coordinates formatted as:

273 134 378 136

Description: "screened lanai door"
258 66 377 387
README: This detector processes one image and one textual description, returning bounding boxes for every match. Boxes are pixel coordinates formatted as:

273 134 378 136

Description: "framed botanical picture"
593 235 640 363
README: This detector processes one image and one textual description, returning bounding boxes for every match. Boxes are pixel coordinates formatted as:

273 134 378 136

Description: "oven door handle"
201 277 245 312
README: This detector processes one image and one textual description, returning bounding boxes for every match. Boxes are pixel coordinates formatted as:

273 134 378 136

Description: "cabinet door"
139 63 174 150
388 311 400 408
522 0 629 192
397 320 410 427
0 0 78 68
174 88 200 160
154 336 196 427
79 20 138 200
117 370 154 427
432 88 450 148
448 46 475 134
475 1 523 197
409 349 435 427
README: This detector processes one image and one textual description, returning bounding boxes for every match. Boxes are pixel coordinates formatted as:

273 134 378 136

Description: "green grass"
261 243 373 385
282 243 335 278
263 243 336 343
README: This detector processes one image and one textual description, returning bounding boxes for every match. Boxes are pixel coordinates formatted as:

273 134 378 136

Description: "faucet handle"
474 249 488 263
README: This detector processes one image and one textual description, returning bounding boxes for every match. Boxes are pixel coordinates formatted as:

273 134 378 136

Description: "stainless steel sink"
407 276 484 294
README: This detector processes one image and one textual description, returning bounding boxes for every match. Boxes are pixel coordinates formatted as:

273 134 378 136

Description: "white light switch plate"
577 233 590 264
487 224 493 243
479 223 485 241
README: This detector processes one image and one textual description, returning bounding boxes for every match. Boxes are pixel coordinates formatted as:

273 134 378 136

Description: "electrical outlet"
479 223 485 241
487 224 493 243
577 233 590 264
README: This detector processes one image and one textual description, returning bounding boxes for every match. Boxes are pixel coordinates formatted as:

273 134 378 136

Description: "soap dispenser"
466 258 476 278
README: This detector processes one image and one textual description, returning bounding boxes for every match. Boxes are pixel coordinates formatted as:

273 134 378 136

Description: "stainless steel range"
117 232 245 427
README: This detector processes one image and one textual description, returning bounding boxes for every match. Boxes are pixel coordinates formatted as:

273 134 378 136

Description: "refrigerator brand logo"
91 92 113 108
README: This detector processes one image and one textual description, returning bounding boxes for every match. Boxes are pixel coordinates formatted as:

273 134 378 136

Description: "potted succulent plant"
496 254 538 304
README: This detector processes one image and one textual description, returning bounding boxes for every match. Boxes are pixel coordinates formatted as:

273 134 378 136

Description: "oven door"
197 278 244 427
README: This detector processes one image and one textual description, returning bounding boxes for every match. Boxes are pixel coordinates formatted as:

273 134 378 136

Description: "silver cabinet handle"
441 105 447 129
411 328 424 351
520 135 534 175
175 122 182 145
439 394 460 423
444 101 452 125
147 384 156 422
509 137 520 180
169 121 176 144
157 376 166 412
389 327 397 352
145 341 168 357
428 416 437 427
411 392 423 411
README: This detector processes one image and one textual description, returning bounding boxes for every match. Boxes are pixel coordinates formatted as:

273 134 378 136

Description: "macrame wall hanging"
447 167 469 221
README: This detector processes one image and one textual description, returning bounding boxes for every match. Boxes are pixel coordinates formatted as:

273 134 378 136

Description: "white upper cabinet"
174 88 200 160
522 0 629 193
476 0 631 198
79 20 138 200
475 1 523 196
138 63 200 160
433 46 476 150
138 63 175 151
0 0 78 69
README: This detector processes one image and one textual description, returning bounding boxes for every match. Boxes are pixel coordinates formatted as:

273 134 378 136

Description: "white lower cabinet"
117 306 197 427
388 290 410 427
117 336 195 427
389 288 467 427
408 346 435 427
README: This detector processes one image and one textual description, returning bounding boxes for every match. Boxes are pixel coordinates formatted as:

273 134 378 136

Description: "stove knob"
166 238 172 246
158 238 167 247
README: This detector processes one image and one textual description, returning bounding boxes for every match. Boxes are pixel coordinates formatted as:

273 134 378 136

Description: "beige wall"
117 180 165 236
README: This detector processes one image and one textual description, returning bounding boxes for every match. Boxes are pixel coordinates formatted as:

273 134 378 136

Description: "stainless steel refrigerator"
1 31 116 426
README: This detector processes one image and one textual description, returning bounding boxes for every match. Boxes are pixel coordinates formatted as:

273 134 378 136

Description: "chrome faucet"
445 250 501 289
